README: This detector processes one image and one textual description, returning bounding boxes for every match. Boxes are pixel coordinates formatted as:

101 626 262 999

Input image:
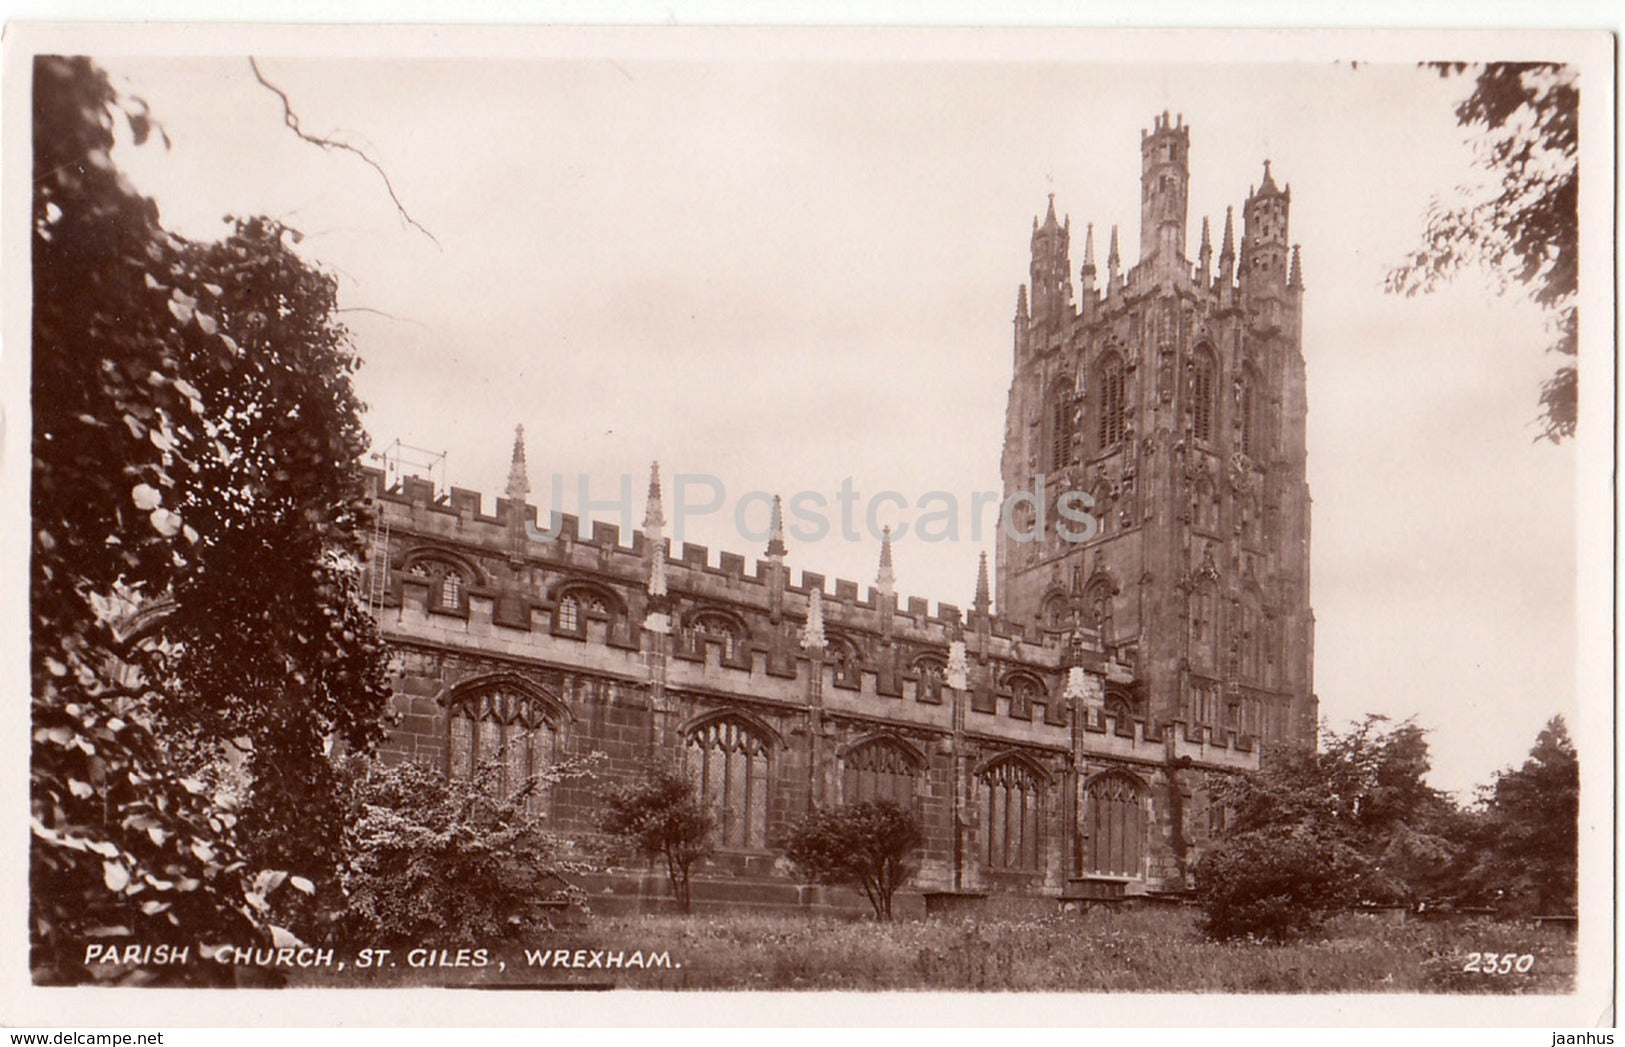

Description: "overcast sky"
94 41 1584 797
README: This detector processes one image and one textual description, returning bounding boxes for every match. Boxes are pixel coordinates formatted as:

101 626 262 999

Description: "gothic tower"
997 113 1317 746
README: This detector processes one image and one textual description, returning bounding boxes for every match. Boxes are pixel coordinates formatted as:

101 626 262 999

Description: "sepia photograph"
4 18 1614 1030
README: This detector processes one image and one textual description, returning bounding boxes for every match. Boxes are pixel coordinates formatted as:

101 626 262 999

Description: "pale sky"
93 42 1584 798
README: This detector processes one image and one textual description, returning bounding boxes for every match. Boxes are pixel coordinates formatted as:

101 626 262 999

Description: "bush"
336 758 593 944
598 767 712 912
1194 823 1363 942
780 801 923 921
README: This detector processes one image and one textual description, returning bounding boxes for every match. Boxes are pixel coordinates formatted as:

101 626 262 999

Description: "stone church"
369 113 1316 913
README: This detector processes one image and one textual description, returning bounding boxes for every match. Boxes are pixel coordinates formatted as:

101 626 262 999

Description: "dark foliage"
1388 62 1579 442
336 759 594 944
1196 717 1461 940
599 767 713 912
30 56 391 979
1458 716 1579 916
780 801 924 921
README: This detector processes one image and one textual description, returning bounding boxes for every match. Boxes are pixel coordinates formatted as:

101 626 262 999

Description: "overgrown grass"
294 905 1575 992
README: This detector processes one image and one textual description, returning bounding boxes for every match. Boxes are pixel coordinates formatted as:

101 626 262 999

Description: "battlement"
365 465 1094 656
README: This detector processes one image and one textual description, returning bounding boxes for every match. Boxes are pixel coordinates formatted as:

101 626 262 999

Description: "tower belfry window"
1192 353 1216 443
1097 358 1126 451
1049 389 1072 473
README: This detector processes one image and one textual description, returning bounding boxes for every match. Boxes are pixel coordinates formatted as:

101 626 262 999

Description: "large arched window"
1085 772 1145 878
841 737 921 809
1096 355 1126 451
685 715 772 850
1191 346 1218 444
445 678 564 817
979 757 1045 872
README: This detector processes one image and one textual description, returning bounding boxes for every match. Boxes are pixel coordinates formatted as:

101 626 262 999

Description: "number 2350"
1462 952 1535 974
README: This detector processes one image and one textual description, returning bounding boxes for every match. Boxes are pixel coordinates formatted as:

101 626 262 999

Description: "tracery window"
1097 356 1126 451
979 758 1044 872
555 594 579 633
686 716 771 850
1085 772 1145 878
1042 594 1072 631
841 738 920 809
553 585 619 638
1006 673 1043 719
446 682 561 817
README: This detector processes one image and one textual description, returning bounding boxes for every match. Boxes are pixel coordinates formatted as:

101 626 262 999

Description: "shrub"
780 801 923 921
1194 823 1363 942
336 757 593 944
599 766 712 912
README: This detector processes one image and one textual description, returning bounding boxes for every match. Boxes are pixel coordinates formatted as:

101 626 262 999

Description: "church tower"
997 113 1317 747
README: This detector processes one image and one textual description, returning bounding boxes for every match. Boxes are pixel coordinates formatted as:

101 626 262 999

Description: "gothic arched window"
446 681 562 817
1042 593 1071 631
687 609 742 661
841 738 920 809
913 655 946 704
1083 581 1115 644
1005 672 1044 720
405 555 471 613
826 634 862 689
979 758 1045 872
552 583 622 639
686 716 771 850
1047 380 1073 474
1191 347 1218 444
1085 772 1145 878
1096 355 1126 452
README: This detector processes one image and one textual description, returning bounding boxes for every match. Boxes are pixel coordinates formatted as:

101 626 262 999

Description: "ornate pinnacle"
1081 222 1096 280
766 494 787 559
875 525 896 596
1289 244 1304 289
643 460 665 530
972 551 991 616
800 588 826 652
504 424 530 501
1218 206 1236 278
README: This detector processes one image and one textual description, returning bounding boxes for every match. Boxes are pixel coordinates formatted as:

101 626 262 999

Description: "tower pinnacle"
504 424 530 501
1217 206 1235 283
973 550 991 617
766 494 787 560
875 526 896 597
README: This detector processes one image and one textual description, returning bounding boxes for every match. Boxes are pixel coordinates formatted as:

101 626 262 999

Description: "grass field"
301 905 1576 993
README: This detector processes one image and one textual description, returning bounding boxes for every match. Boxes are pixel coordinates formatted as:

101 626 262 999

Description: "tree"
599 767 713 912
337 758 594 944
30 56 391 978
1387 63 1578 442
781 801 924 921
1194 716 1463 940
1459 716 1579 916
